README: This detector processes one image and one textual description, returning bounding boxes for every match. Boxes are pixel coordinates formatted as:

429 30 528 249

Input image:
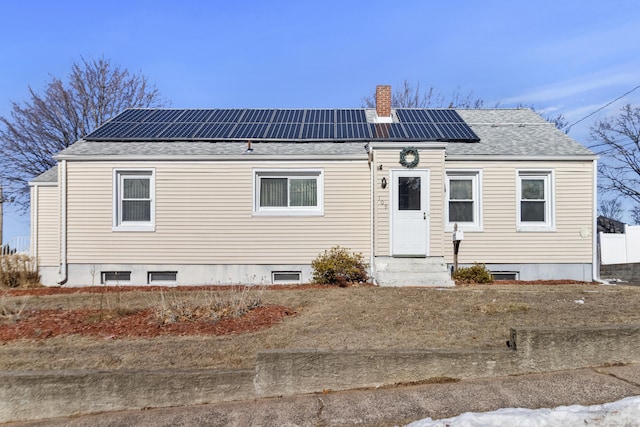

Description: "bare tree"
0 57 166 208
632 205 640 225
590 104 640 216
598 197 624 221
361 80 485 109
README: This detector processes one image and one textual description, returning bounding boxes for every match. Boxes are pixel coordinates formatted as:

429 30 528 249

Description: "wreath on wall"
399 146 420 168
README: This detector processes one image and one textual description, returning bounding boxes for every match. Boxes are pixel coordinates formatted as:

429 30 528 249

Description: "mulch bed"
0 305 295 342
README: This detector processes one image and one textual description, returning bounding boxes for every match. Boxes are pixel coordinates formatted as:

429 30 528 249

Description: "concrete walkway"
9 364 640 427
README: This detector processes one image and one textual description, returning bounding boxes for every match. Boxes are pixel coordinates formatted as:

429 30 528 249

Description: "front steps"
374 257 455 287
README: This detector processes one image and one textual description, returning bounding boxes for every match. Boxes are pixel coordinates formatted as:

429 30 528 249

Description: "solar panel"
194 122 235 139
241 109 275 123
428 109 464 123
372 123 406 139
403 122 442 140
301 123 334 139
437 122 478 140
158 122 204 139
273 109 304 123
336 109 367 123
142 109 186 123
85 121 138 139
304 109 333 123
207 109 244 123
85 107 479 142
396 109 432 123
123 122 169 139
265 123 302 139
230 123 269 139
110 109 153 123
176 109 214 122
336 123 371 139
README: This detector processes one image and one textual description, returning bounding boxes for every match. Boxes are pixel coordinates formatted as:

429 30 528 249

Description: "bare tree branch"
0 57 166 209
590 104 640 214
360 79 485 109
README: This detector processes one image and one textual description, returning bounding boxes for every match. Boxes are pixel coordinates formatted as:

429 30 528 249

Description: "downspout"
368 144 377 285
58 160 67 285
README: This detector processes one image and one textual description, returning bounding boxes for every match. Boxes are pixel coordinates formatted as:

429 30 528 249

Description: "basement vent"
272 271 302 284
491 271 519 281
148 271 178 284
101 271 131 284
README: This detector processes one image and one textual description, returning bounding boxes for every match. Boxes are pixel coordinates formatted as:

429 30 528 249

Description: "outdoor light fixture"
381 177 387 188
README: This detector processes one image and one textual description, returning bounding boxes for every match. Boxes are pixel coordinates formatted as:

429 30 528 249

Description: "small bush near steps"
312 246 369 286
452 262 494 284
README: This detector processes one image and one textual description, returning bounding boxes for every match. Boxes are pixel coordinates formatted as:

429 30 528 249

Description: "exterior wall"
441 160 594 266
63 159 371 285
30 185 59 267
442 159 595 281
372 146 446 257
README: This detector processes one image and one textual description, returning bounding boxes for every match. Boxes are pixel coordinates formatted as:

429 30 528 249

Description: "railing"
1 236 30 255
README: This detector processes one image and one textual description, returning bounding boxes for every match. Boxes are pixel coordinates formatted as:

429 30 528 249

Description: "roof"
29 165 58 184
55 108 596 160
453 109 595 157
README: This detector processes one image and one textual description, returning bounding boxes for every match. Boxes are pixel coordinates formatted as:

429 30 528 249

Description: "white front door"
391 169 429 256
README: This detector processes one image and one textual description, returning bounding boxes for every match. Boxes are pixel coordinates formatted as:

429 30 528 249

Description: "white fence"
1 236 30 255
600 225 640 265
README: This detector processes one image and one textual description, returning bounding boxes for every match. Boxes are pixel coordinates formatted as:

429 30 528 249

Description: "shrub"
0 254 41 289
452 262 493 284
311 246 369 286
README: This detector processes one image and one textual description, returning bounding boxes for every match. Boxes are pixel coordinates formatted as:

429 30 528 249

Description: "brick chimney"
375 85 392 122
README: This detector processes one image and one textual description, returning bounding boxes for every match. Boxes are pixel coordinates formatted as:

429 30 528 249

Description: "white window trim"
445 169 483 232
516 169 555 232
253 168 324 216
112 168 156 232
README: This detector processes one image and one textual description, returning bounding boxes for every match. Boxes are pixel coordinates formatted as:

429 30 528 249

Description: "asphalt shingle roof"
55 108 595 160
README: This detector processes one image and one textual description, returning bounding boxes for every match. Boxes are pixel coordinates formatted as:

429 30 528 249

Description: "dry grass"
0 254 41 289
0 294 28 323
152 286 264 324
1 283 640 372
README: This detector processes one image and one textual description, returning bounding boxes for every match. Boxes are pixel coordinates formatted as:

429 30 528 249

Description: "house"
30 86 598 287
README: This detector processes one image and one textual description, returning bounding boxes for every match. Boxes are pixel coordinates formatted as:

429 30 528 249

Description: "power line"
566 84 640 133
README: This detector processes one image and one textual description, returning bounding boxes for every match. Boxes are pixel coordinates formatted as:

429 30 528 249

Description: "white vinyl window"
516 170 555 231
445 170 482 231
254 169 324 215
113 169 155 231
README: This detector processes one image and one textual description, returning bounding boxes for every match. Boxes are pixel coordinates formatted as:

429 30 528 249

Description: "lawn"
1 283 639 372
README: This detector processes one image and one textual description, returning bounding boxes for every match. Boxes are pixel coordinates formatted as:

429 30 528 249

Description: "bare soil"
1 282 639 372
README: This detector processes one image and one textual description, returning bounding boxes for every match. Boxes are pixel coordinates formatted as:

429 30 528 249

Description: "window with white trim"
445 170 482 231
516 170 555 231
113 169 155 231
254 169 324 215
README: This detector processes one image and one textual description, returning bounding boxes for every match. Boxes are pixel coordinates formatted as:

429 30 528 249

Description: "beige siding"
373 147 446 257
443 160 594 264
65 160 371 264
33 185 59 266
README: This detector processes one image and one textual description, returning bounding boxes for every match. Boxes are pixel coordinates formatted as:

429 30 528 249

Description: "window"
254 169 323 215
272 271 302 284
445 170 482 231
148 271 177 284
517 170 555 231
101 271 131 284
113 169 155 231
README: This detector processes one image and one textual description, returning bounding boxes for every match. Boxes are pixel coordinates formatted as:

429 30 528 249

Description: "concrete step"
374 257 455 287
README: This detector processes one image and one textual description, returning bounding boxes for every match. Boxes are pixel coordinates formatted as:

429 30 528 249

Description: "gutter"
58 160 68 285
368 144 376 285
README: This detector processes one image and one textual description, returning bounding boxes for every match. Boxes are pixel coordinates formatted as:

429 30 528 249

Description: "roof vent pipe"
375 85 392 123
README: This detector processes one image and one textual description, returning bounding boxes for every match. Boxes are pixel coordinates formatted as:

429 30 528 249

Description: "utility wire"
566 84 640 133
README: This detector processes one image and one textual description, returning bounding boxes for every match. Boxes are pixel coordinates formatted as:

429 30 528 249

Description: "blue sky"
2 0 640 242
